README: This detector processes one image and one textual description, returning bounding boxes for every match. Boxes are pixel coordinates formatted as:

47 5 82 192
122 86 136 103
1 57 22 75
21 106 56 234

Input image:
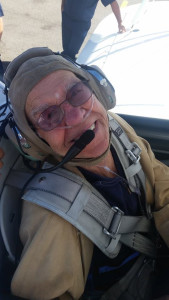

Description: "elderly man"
0 47 169 300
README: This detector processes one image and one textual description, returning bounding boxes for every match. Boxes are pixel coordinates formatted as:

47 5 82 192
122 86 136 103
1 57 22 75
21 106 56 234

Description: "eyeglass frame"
28 79 94 131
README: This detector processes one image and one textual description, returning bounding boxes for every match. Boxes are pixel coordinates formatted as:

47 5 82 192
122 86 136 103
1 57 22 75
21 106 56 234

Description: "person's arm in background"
110 0 126 33
0 17 3 40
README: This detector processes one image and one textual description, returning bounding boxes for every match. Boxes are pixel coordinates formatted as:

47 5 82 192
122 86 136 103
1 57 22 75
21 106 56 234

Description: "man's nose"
61 101 86 127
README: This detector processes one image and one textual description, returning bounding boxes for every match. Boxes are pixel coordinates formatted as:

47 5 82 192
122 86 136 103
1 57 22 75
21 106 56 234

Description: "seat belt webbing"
22 168 155 258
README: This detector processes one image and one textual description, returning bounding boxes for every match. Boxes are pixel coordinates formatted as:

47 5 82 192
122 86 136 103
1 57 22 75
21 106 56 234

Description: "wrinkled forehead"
27 69 78 100
25 70 83 122
8 54 89 114
25 69 80 114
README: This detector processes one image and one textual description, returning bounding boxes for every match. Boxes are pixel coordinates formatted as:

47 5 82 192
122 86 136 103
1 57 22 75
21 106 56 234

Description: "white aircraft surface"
77 1 169 120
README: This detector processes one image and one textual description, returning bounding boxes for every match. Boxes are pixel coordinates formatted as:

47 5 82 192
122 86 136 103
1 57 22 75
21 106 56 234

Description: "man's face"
26 70 110 159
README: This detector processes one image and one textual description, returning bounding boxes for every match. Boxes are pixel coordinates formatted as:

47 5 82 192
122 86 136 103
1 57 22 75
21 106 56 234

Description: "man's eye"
46 111 53 120
70 87 81 98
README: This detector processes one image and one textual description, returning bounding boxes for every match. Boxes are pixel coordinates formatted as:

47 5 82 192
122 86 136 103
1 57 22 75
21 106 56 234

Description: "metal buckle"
103 206 124 239
126 142 141 164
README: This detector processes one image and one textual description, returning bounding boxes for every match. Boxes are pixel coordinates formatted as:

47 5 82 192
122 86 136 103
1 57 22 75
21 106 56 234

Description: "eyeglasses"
35 80 93 131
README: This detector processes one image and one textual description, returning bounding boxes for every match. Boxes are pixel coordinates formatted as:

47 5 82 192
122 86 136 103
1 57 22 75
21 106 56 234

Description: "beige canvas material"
11 202 93 300
11 112 169 300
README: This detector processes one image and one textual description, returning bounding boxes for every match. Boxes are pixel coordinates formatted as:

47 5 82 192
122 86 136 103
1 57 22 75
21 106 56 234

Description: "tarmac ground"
0 0 145 78
0 0 115 63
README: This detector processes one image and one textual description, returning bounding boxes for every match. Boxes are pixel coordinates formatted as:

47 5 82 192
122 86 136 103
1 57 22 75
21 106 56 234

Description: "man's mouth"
71 122 96 143
89 122 95 131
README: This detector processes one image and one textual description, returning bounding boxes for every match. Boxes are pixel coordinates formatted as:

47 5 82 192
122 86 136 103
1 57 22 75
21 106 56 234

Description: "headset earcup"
83 64 116 110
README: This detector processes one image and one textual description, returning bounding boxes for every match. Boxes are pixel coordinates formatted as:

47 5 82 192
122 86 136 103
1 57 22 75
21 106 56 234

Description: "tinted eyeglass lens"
67 81 92 107
38 105 63 131
37 81 92 131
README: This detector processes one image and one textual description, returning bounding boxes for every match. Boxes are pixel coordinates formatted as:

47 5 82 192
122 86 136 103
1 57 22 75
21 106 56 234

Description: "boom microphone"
41 129 95 172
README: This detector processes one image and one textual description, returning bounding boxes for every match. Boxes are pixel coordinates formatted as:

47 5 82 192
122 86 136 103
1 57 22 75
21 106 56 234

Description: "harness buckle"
126 142 141 164
103 206 124 239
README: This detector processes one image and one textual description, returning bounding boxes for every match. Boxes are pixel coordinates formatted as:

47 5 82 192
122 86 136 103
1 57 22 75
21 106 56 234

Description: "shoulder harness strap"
22 167 156 258
1 117 157 261
109 115 151 217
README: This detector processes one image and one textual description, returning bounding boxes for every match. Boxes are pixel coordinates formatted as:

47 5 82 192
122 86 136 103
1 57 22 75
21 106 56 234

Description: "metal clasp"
103 206 124 239
126 142 141 164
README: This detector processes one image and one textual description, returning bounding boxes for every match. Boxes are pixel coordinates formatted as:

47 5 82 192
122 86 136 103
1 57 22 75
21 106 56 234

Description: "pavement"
0 0 142 80
0 0 113 63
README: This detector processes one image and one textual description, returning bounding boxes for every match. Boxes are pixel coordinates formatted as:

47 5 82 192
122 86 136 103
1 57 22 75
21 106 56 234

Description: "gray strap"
0 136 20 192
0 185 21 262
110 116 154 218
121 233 156 257
67 184 92 220
22 168 155 258
5 169 32 189
109 116 141 165
109 116 146 194
0 169 33 262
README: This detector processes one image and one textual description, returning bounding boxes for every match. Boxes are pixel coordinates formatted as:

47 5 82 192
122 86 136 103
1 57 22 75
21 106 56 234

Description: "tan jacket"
11 112 169 300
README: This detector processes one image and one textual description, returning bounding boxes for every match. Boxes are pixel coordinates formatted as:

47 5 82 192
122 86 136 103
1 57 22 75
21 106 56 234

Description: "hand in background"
118 22 126 33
